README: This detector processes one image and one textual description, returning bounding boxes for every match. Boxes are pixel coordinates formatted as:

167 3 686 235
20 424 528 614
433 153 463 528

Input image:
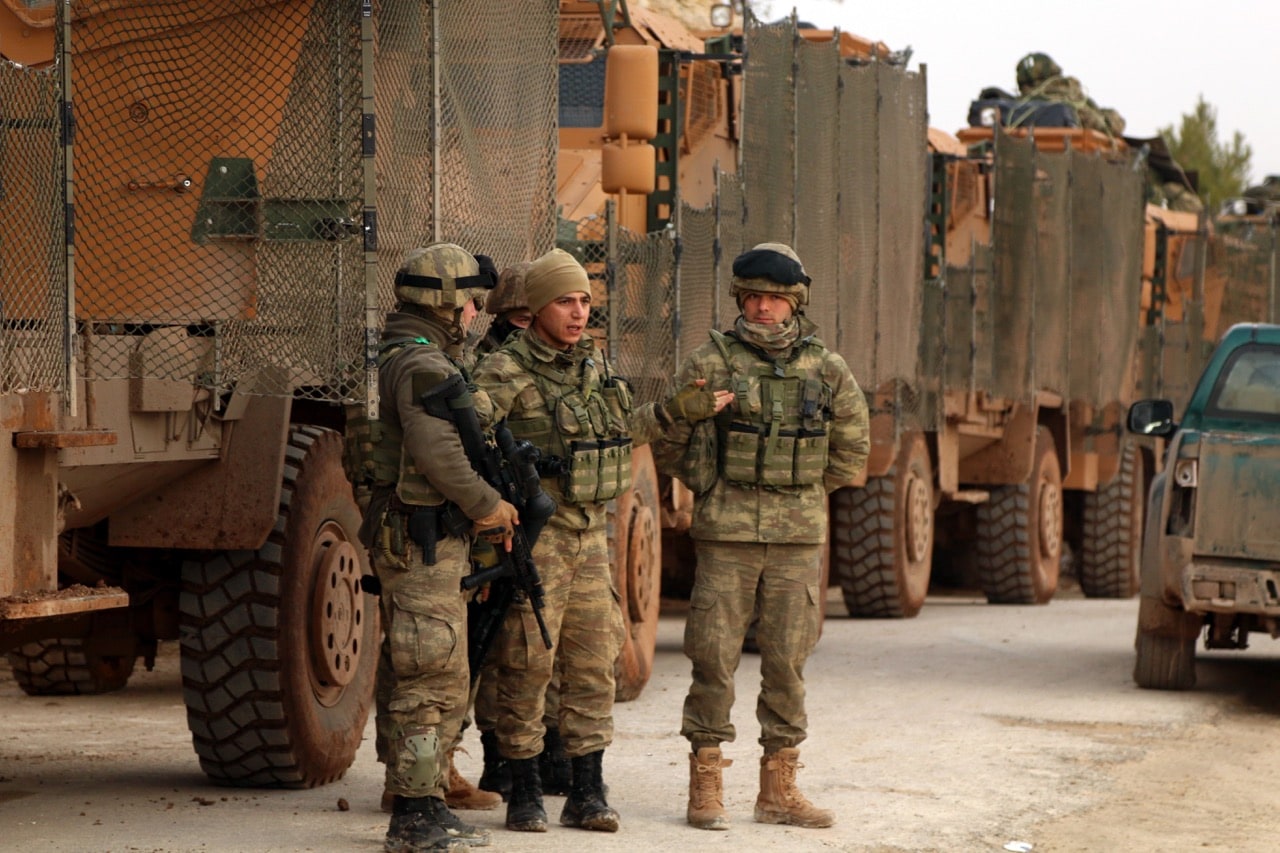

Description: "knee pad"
392 725 442 796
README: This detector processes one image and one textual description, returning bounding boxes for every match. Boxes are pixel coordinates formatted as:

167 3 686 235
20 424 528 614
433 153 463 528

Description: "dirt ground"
3 585 1280 852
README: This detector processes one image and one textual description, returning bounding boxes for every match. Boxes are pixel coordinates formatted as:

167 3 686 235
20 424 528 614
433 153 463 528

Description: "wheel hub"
905 474 932 564
310 521 363 702
1038 480 1063 559
626 503 658 624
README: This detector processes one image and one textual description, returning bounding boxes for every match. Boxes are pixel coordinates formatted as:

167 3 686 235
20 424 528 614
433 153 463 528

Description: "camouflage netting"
0 1 557 403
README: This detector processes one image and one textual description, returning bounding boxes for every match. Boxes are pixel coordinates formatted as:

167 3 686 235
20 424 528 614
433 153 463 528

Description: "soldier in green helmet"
358 241 521 852
653 242 870 832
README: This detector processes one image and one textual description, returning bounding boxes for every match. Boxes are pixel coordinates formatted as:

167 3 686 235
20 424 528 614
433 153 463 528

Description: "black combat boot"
559 750 619 832
477 729 511 800
538 726 573 796
385 796 468 852
505 757 548 832
423 795 491 846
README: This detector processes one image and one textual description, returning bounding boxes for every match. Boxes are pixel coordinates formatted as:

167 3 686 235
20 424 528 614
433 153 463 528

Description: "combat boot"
538 726 573 795
477 729 511 800
687 746 732 830
560 750 619 832
423 795 491 846
754 747 834 828
384 796 468 852
444 748 502 811
505 757 548 832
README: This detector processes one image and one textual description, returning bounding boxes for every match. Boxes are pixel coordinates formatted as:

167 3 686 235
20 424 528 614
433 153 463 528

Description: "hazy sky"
785 0 1280 190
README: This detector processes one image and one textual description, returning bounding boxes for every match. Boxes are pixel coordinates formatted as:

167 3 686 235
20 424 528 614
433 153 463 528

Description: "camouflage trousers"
473 647 561 732
496 524 623 760
681 540 823 752
372 532 471 799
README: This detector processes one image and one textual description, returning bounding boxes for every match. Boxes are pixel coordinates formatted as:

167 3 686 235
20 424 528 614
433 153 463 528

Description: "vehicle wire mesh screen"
0 12 65 395
0 1 557 404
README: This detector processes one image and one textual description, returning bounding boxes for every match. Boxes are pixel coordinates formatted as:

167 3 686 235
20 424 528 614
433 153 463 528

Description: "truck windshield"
1207 343 1280 420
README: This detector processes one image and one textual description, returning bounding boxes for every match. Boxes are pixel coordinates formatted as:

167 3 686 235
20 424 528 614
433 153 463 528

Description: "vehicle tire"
1079 442 1145 598
832 432 934 618
180 426 377 788
611 446 662 702
976 425 1062 605
7 637 136 696
1134 620 1197 690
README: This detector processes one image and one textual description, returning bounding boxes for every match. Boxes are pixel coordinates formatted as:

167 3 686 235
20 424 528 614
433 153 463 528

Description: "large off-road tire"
611 446 662 702
1079 442 1145 598
1134 607 1197 690
976 426 1062 605
180 426 377 787
7 637 136 696
832 432 934 618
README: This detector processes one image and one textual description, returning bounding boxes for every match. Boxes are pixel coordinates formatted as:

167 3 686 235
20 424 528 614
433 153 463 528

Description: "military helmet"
1016 52 1062 93
394 242 494 309
730 242 811 306
485 261 531 316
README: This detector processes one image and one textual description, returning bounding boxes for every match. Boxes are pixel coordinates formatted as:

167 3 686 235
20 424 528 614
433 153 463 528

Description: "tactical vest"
709 329 832 488
500 336 633 505
342 336 455 507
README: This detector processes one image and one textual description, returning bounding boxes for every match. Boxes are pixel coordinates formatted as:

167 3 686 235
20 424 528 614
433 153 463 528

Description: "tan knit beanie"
525 248 589 315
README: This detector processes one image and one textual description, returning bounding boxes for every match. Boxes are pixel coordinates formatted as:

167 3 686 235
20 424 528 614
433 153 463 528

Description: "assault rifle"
420 374 555 678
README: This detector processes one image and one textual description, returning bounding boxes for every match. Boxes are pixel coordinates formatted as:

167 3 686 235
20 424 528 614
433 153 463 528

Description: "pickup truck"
1127 323 1280 689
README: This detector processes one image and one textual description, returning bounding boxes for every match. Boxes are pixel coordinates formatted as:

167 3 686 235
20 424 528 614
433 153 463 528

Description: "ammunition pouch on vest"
710 329 832 488
503 339 633 505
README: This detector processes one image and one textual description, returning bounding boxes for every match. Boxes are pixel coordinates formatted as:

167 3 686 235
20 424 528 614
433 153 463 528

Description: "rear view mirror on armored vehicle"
1127 399 1176 437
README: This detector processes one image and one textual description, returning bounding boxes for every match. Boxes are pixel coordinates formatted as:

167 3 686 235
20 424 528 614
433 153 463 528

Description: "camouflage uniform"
473 329 669 762
654 242 869 830
354 243 508 851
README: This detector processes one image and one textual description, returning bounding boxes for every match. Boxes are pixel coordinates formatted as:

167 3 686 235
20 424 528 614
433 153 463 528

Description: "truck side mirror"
1127 399 1176 437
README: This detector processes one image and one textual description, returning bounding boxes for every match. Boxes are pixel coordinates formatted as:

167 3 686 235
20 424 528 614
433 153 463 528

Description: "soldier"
471 261 574 802
653 242 869 831
471 248 730 834
360 242 520 852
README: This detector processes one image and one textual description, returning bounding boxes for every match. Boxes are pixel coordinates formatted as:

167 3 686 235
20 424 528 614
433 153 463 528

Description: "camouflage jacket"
472 329 668 533
654 316 869 544
375 311 501 521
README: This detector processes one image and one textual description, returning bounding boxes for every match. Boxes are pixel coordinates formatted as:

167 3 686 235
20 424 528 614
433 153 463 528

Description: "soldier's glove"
472 499 519 551
662 381 721 424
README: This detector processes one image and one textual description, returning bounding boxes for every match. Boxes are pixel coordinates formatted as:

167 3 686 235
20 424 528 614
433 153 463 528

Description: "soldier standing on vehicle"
471 247 731 835
470 261 574 801
358 242 520 852
654 242 869 831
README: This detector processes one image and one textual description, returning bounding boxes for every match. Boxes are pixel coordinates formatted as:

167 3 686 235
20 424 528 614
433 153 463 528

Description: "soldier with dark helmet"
471 247 731 835
478 261 534 356
653 242 869 832
358 241 521 852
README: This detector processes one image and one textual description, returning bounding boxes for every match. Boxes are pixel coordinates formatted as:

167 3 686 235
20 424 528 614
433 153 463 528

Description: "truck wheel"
976 426 1061 605
832 432 934 618
1079 443 1145 598
611 446 662 702
180 426 377 787
1134 617 1197 690
7 637 136 696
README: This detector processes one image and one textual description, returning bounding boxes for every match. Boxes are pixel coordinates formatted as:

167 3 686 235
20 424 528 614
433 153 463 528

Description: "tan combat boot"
754 747 834 828
688 747 732 830
444 748 502 811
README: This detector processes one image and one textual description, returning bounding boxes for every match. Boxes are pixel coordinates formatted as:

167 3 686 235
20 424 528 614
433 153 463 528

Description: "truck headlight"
1173 458 1197 488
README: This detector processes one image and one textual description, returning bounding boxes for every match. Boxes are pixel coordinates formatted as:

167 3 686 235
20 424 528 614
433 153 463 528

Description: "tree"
1158 95 1252 208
